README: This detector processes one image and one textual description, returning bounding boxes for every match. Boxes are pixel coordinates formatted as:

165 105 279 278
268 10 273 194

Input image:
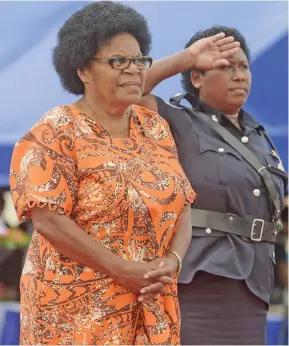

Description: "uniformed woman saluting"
140 25 287 345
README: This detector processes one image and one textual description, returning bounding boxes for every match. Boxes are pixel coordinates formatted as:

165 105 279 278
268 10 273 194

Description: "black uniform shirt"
156 95 286 303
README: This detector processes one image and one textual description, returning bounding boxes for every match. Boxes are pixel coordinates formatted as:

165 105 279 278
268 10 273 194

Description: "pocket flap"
199 134 242 160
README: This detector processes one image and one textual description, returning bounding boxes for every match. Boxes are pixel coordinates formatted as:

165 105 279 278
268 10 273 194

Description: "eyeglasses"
91 56 153 70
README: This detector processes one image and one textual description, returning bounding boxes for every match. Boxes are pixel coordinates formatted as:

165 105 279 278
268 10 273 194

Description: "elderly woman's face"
193 49 251 114
80 33 146 110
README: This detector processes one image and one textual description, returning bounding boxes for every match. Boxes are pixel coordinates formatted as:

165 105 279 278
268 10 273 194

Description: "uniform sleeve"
154 95 192 147
159 115 196 206
9 109 78 221
154 96 178 125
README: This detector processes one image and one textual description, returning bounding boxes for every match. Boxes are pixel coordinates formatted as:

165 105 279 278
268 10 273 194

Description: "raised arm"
140 32 240 111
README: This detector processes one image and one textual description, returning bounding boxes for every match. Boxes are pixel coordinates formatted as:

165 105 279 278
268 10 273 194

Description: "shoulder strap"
259 127 278 153
170 92 198 109
172 93 282 221
258 128 288 180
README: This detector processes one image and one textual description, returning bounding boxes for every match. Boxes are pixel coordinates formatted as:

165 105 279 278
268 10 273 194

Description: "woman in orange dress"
10 2 240 344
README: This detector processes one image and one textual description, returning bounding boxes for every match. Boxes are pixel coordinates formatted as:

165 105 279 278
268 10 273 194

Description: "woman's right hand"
188 32 240 71
114 260 174 300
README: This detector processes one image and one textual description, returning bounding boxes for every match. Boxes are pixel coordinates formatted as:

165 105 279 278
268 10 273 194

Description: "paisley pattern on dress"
10 104 196 345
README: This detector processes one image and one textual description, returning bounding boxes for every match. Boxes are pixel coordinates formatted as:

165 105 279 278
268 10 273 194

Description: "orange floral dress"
10 104 195 345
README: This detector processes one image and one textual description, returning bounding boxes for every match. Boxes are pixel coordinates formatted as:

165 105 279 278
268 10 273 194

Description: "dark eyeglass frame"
91 56 153 70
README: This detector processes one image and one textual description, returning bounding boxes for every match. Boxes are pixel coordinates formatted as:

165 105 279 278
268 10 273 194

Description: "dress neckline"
68 104 142 141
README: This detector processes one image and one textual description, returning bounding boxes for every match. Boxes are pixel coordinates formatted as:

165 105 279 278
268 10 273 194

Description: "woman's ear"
77 67 90 84
190 70 202 90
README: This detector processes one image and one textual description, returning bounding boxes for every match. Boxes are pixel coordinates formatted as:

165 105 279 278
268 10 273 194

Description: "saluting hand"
189 32 240 70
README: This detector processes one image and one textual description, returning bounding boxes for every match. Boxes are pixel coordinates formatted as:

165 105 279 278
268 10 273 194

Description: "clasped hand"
115 255 178 302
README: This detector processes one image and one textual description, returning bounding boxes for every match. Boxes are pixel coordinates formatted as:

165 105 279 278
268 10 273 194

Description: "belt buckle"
250 219 265 241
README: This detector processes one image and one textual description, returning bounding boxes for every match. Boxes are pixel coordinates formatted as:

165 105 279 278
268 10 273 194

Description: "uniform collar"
190 95 261 131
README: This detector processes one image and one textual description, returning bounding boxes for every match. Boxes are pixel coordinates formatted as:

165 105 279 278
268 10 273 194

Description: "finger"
144 266 160 279
212 59 230 69
145 261 164 277
211 32 225 42
140 282 164 295
147 260 164 273
220 46 240 59
215 36 235 46
142 276 174 290
144 267 171 279
155 275 174 285
219 41 240 52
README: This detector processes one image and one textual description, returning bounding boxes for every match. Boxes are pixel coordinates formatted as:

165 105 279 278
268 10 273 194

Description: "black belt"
191 209 280 243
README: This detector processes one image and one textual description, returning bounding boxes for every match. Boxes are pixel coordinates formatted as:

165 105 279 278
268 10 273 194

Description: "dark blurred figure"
272 197 288 301
0 190 30 301
276 203 288 285
278 197 288 345
272 196 288 344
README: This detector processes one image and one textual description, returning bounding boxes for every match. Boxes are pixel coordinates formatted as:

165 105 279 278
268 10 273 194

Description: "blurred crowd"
0 189 31 302
273 198 288 302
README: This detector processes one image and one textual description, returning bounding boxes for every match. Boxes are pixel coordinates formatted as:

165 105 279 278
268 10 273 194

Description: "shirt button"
211 115 218 122
205 228 212 234
241 136 249 144
253 189 261 197
218 148 225 153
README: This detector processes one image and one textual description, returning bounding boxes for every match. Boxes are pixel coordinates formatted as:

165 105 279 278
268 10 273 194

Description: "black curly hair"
181 25 250 95
52 1 152 95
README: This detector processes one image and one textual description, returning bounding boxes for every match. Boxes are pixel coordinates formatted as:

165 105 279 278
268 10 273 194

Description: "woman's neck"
76 96 132 138
223 112 242 131
199 97 242 130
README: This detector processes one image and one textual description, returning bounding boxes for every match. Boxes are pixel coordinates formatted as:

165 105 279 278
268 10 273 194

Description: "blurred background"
0 1 287 345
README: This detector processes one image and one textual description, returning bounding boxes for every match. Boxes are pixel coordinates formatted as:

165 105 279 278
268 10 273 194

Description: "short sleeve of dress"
9 107 78 221
134 104 196 207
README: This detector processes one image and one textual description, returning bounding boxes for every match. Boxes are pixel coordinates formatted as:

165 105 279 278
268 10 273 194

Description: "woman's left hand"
137 255 179 302
188 32 240 71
